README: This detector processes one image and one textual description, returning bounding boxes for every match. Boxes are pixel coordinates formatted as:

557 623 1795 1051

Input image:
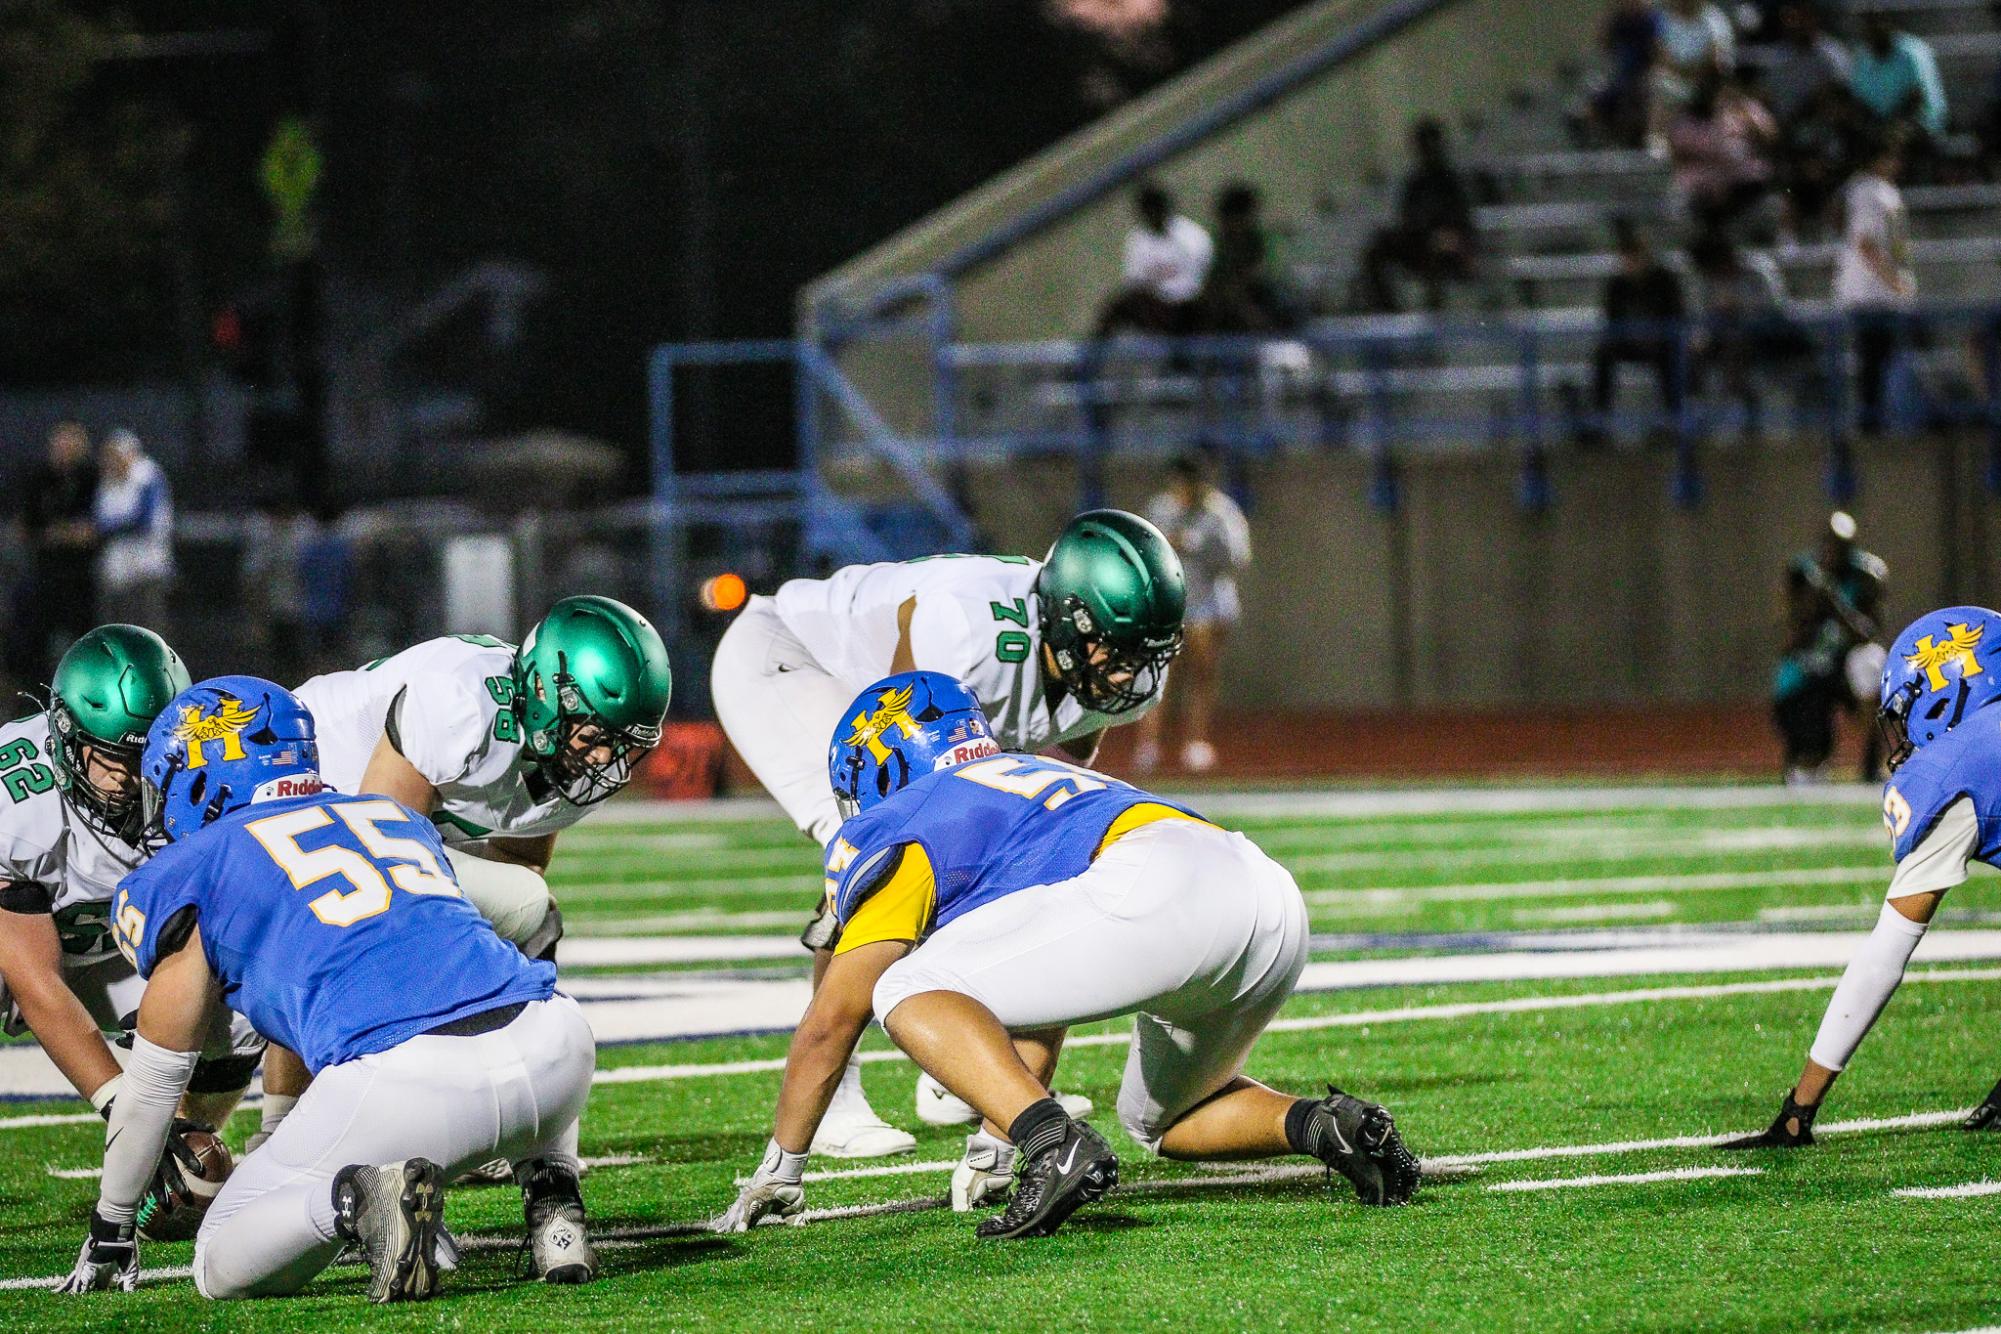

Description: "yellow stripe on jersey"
1093 802 1213 858
833 844 937 955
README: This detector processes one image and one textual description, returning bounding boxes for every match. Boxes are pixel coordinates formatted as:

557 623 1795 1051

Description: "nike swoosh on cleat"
1057 1142 1080 1173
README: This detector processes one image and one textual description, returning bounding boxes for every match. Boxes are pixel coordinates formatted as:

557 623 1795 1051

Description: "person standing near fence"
1135 451 1250 774
14 422 101 681
1834 136 1914 437
92 429 174 634
1774 511 1888 785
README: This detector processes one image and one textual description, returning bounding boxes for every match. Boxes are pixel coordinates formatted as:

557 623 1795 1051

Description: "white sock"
1808 901 1928 1073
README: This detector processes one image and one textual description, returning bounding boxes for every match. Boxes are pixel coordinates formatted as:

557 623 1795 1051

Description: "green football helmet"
1035 509 1186 714
48 625 192 844
512 595 672 806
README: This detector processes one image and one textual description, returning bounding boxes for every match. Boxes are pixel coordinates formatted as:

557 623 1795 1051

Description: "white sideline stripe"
0 1107 1959 1293
1894 1180 2001 1199
1487 1166 1763 1193
41 1152 654 1183
1283 827 1886 876
1304 865 1886 910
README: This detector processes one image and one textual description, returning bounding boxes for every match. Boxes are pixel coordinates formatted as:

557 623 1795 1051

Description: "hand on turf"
55 1212 137 1294
714 1139 807 1232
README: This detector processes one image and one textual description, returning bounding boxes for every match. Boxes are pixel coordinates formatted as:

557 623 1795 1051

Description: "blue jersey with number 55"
826 755 1201 936
112 792 553 1073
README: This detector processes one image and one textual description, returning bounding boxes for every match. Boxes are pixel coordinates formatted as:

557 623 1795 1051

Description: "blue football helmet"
1879 606 2001 771
828 671 999 818
141 675 322 845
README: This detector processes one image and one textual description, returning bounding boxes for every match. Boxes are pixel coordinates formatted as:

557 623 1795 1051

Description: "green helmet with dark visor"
48 625 192 844
1035 509 1186 714
512 595 672 806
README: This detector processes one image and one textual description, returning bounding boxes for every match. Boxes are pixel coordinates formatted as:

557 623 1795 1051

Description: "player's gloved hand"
55 1211 138 1294
135 1117 211 1238
714 1139 806 1232
951 1130 1016 1213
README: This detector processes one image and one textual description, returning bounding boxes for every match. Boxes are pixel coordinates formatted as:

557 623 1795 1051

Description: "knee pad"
189 1050 263 1095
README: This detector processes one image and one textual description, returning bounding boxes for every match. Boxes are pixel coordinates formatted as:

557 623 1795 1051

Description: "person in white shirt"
92 430 174 634
1135 452 1251 774
1095 184 1214 336
1833 137 1914 435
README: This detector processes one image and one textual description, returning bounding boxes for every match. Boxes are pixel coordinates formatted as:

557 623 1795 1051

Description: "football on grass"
137 1126 233 1242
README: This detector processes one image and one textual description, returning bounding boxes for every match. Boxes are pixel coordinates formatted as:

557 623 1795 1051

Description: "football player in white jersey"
249 596 670 1202
0 628 267 1194
710 510 1186 1155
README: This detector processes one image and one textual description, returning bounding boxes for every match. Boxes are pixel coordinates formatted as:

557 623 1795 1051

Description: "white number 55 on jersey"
248 799 460 927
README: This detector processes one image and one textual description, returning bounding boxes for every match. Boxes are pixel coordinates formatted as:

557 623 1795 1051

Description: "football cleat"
1964 1079 2001 1131
333 1158 446 1303
812 1075 916 1158
916 1073 1095 1127
1720 1094 1818 1149
975 1120 1116 1240
521 1162 596 1284
951 1132 1016 1212
1299 1087 1420 1206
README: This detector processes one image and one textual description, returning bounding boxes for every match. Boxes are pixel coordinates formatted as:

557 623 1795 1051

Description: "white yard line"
1487 1166 1763 1193
1304 865 1887 910
1894 1180 2001 1199
1284 828 1885 877
1512 901 1679 924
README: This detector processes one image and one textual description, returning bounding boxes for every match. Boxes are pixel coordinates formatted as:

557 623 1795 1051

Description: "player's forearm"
772 1010 870 1154
11 980 121 1103
96 1035 197 1223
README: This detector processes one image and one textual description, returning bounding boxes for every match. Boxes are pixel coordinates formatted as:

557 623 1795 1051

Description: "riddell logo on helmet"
936 739 1000 769
251 774 326 803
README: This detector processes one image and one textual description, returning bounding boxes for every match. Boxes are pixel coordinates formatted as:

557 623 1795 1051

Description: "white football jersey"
0 714 145 962
769 555 1154 751
296 635 592 845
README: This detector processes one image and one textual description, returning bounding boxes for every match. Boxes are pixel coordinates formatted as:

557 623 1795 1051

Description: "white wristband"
88 1075 123 1117
761 1137 809 1184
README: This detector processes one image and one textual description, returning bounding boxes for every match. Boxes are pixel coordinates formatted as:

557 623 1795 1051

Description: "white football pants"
710 596 854 847
192 995 594 1300
443 846 556 950
873 820 1309 1152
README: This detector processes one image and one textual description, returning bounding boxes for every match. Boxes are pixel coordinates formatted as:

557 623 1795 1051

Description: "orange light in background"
700 572 748 613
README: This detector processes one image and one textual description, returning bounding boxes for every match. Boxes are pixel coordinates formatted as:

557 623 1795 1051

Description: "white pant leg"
873 822 1309 1147
193 995 595 1300
444 846 554 948
710 596 854 846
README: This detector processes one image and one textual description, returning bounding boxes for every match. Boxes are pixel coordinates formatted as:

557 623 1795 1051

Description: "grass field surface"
5 782 1999 1330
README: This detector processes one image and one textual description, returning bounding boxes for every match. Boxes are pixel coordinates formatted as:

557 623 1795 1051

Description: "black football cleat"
1964 1079 2001 1131
1720 1094 1818 1149
1298 1087 1420 1206
975 1120 1117 1240
334 1158 446 1303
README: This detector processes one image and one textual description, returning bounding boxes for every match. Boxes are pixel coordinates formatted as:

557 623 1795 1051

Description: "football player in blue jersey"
56 677 597 1301
1727 606 2001 1148
717 671 1419 1239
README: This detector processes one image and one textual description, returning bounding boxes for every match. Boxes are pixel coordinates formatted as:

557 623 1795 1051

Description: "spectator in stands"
1586 0 1663 148
1134 450 1250 775
1649 0 1736 149
1667 72 1778 232
1096 182 1213 337
92 428 174 633
1849 13 1947 154
1200 182 1290 333
1774 510 1887 784
1581 218 1689 445
1355 119 1479 314
1762 0 1850 124
1833 136 1914 436
11 422 100 682
1689 230 1812 440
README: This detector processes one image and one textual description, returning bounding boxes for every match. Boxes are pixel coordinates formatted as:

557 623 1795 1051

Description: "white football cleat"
951 1131 1016 1212
811 1062 916 1158
917 1073 1093 1126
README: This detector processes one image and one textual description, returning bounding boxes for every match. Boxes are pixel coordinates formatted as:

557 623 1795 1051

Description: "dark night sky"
33 1 1309 468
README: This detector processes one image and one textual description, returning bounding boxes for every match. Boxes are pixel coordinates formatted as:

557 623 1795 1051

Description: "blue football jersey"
112 792 554 1073
825 754 1200 938
1882 705 2001 866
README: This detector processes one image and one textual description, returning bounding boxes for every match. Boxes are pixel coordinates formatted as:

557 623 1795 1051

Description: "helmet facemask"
1045 595 1182 715
523 660 662 807
50 701 148 845
1878 678 1920 773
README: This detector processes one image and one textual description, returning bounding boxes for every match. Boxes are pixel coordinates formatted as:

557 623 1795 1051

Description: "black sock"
1284 1097 1324 1156
1008 1098 1070 1160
